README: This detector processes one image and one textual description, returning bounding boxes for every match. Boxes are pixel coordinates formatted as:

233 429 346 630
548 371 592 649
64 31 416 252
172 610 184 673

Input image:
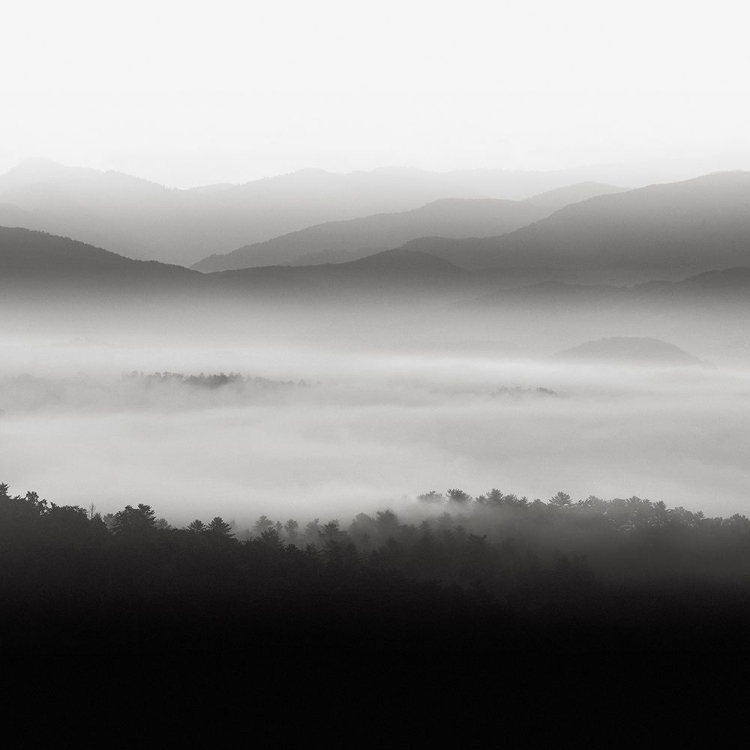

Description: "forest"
4 481 750 657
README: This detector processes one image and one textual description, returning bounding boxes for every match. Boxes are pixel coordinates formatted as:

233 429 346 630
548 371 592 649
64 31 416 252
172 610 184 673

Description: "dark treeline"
3 482 750 657
122 370 302 389
0 371 307 415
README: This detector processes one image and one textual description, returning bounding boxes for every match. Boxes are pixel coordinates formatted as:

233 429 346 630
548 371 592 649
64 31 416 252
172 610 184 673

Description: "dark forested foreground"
4 482 750 658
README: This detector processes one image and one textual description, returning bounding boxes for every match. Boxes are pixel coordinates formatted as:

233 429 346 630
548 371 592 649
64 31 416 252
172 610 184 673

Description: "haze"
2 0 749 186
2 307 750 525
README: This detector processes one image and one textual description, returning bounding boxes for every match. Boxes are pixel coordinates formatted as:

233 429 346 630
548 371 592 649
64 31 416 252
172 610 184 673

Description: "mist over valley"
3 146 750 663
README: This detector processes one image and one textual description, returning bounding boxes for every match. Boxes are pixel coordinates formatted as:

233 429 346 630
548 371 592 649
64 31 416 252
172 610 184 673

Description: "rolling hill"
191 198 552 272
403 172 750 283
0 159 635 267
4 225 750 316
554 337 704 365
0 227 197 286
0 227 478 305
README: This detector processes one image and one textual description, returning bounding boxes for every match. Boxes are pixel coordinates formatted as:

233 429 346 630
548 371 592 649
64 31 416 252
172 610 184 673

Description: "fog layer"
2 333 748 524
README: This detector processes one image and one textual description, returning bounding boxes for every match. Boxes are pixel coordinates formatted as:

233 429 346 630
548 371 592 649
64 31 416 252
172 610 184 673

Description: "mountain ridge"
4 225 750 309
401 171 750 284
191 198 553 272
1 158 724 267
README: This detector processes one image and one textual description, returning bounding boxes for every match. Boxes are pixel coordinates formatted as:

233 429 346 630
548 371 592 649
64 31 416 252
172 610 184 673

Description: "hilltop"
554 337 705 366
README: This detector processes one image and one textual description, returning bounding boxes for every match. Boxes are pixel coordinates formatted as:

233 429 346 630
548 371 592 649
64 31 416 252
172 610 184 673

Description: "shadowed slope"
0 228 478 306
2 159 628 267
192 198 552 272
0 227 198 287
404 172 750 283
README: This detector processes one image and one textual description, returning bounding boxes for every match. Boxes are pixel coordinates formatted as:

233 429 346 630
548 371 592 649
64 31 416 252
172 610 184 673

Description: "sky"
2 0 749 187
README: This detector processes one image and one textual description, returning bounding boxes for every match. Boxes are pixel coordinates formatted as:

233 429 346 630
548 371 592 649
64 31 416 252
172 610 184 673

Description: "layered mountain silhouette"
4 225 750 314
0 159 627 267
201 247 479 303
0 159 699 269
0 227 475 303
521 181 629 211
0 227 198 293
555 337 704 366
402 172 750 283
4 224 750 359
192 198 553 272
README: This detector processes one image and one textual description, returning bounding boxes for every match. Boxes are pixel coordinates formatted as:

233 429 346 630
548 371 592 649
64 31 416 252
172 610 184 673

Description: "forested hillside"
4 482 750 656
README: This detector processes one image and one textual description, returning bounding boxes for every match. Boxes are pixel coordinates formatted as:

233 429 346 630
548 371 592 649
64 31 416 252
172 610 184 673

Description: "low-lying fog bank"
2 335 749 522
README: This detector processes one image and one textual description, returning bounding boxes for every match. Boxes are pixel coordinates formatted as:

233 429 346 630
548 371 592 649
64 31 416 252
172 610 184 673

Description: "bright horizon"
5 154 750 194
2 0 750 188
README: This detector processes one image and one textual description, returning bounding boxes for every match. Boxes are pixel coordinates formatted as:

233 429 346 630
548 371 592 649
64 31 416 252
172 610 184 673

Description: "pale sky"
2 0 749 187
